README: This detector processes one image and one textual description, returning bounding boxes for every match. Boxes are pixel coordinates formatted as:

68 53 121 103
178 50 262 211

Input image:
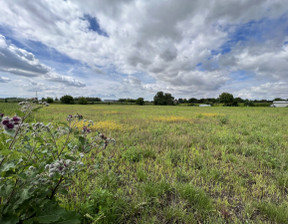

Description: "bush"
60 95 74 104
78 97 88 105
219 92 237 106
0 101 114 223
154 91 175 105
46 97 54 103
136 97 144 105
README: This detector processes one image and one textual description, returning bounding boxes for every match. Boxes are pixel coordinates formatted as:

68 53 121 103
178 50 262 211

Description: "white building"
104 99 117 103
199 104 211 107
271 101 288 107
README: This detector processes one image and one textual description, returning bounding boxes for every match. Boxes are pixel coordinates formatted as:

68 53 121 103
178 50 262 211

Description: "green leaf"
20 187 32 201
0 149 10 156
3 130 15 137
0 215 19 224
23 135 30 142
32 215 60 223
26 201 80 224
78 136 85 145
1 162 16 172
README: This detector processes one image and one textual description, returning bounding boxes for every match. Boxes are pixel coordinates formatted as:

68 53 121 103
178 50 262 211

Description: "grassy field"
1 103 288 223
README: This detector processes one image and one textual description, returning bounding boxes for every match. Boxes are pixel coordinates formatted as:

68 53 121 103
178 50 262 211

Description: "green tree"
219 92 235 106
60 95 74 104
244 100 254 107
154 92 175 105
78 97 88 105
188 98 198 103
136 97 144 105
46 97 54 103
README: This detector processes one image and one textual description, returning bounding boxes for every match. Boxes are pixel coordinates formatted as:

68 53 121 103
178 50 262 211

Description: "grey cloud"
0 35 50 76
160 47 178 62
0 35 85 87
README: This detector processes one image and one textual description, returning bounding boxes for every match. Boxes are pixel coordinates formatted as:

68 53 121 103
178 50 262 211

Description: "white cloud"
0 76 10 83
0 35 50 76
0 34 85 87
0 0 288 98
237 82 288 100
46 72 86 87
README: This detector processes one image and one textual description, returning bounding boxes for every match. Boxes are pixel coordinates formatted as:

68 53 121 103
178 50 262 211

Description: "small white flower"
29 166 35 171
65 159 72 165
79 153 84 158
49 172 54 177
77 161 84 166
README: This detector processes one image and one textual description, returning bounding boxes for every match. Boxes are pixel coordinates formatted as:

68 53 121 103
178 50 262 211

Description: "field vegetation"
1 103 288 223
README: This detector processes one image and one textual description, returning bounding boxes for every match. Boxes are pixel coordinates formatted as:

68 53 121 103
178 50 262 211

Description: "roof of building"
273 101 288 104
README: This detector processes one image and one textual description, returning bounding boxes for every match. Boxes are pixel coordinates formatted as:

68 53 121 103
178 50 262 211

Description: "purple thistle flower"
67 114 73 121
82 126 91 133
12 116 21 122
2 119 9 126
12 116 21 125
5 122 14 130
0 113 4 118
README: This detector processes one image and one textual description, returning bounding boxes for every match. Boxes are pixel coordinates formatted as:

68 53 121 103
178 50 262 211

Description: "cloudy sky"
0 0 288 100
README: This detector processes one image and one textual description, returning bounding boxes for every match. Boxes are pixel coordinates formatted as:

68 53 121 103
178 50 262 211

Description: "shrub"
0 100 114 223
46 97 54 103
153 91 175 105
78 97 88 105
60 95 74 104
136 97 144 105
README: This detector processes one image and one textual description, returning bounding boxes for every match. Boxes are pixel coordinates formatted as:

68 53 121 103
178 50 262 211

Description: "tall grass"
1 103 288 223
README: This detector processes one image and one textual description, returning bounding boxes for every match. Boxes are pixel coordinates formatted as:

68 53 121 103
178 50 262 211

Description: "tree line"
1 92 286 106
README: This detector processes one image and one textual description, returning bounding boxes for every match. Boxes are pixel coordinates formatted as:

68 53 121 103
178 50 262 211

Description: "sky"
0 0 288 100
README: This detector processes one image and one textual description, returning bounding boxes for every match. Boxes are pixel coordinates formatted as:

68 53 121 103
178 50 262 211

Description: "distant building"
199 104 211 107
104 99 117 103
271 101 288 107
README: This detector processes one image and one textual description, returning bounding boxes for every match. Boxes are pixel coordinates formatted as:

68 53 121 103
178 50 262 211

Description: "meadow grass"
1 103 288 223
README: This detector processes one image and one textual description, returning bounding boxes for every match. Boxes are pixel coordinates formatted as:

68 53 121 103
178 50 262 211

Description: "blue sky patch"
0 26 80 66
83 14 109 37
213 13 288 56
229 70 254 81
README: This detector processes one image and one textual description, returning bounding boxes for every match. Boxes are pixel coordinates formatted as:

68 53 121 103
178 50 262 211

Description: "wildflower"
99 133 107 140
1 116 9 125
82 126 91 134
65 159 72 165
0 113 3 118
29 166 36 171
73 145 79 151
75 113 83 120
12 116 21 125
67 114 73 122
77 161 84 167
79 153 84 158
4 122 14 131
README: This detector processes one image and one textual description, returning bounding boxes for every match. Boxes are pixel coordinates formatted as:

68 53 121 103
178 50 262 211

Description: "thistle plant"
0 100 114 224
